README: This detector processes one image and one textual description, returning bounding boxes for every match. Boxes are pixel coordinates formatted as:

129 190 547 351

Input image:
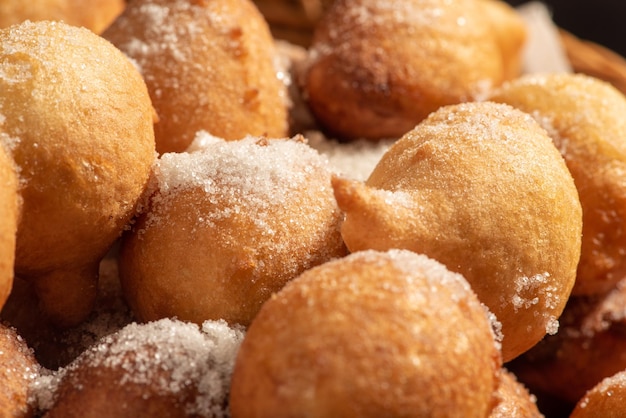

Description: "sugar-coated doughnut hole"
0 20 156 326
103 0 289 154
32 318 244 418
230 249 502 418
119 134 346 327
302 0 526 140
333 101 582 362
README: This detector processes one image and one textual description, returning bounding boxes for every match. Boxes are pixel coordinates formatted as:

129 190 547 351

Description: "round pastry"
229 249 502 418
489 369 542 418
570 370 626 418
0 143 18 311
103 0 289 154
0 0 125 34
508 277 626 406
333 101 582 362
0 323 40 418
37 318 244 418
302 0 526 141
0 20 156 327
489 73 626 296
118 134 346 327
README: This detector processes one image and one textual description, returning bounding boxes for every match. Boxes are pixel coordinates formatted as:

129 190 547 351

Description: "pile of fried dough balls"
2 0 626 416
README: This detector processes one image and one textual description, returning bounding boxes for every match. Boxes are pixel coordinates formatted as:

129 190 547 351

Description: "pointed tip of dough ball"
336 101 582 362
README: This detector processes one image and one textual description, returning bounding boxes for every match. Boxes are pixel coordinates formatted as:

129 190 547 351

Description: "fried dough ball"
0 21 156 327
230 249 502 418
0 144 18 311
0 323 40 418
103 0 289 154
0 0 125 34
333 102 582 362
35 318 244 418
508 277 626 406
302 0 526 141
570 370 626 418
489 369 543 418
119 134 346 327
489 73 626 296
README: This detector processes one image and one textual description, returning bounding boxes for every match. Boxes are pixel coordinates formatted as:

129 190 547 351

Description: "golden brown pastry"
302 0 526 141
0 20 156 327
489 369 543 418
37 318 244 418
0 0 125 34
0 143 18 311
230 249 502 418
119 134 346 327
570 370 626 418
333 101 582 362
489 73 626 296
508 277 626 407
103 0 289 154
0 323 40 418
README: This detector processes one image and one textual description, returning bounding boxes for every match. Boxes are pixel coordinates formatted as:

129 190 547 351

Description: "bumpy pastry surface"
103 0 289 154
0 20 156 326
0 323 39 418
490 73 626 296
333 101 582 361
0 143 18 311
119 134 346 327
489 369 543 418
302 0 526 140
39 318 243 418
230 249 502 418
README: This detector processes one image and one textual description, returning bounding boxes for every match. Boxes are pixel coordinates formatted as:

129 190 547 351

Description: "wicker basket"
254 0 626 96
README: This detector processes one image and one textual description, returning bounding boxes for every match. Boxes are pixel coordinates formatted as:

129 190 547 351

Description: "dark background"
505 0 626 57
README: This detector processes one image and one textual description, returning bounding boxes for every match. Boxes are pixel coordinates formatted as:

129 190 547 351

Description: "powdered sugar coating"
120 133 346 326
31 318 244 417
307 131 393 180
143 134 338 233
